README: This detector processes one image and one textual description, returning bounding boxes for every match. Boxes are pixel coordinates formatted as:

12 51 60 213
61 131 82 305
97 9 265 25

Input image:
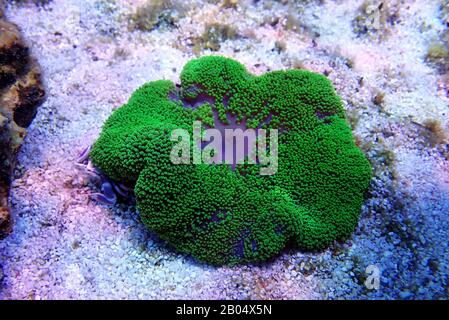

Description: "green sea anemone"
90 56 372 265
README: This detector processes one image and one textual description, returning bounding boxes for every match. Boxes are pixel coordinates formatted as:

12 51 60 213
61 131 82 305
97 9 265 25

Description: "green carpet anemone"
89 55 372 265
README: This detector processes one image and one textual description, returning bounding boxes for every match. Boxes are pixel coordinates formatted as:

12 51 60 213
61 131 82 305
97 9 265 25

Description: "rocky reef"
0 4 45 238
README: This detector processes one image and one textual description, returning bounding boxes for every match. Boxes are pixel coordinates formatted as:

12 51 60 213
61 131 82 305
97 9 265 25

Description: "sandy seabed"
0 0 448 299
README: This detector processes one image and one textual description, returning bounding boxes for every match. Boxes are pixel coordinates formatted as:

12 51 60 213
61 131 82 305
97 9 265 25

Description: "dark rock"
0 5 45 238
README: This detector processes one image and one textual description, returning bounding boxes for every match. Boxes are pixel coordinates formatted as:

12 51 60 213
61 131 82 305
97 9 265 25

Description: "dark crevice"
315 110 335 120
13 84 45 127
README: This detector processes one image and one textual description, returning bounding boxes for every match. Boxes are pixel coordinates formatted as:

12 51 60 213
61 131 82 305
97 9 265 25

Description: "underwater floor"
0 0 448 299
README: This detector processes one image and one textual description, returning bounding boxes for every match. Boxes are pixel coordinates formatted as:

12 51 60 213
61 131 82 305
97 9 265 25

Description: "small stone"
419 234 426 245
399 291 413 299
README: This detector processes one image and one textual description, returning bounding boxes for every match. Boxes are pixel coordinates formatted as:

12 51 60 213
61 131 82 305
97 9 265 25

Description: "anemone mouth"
168 84 282 171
